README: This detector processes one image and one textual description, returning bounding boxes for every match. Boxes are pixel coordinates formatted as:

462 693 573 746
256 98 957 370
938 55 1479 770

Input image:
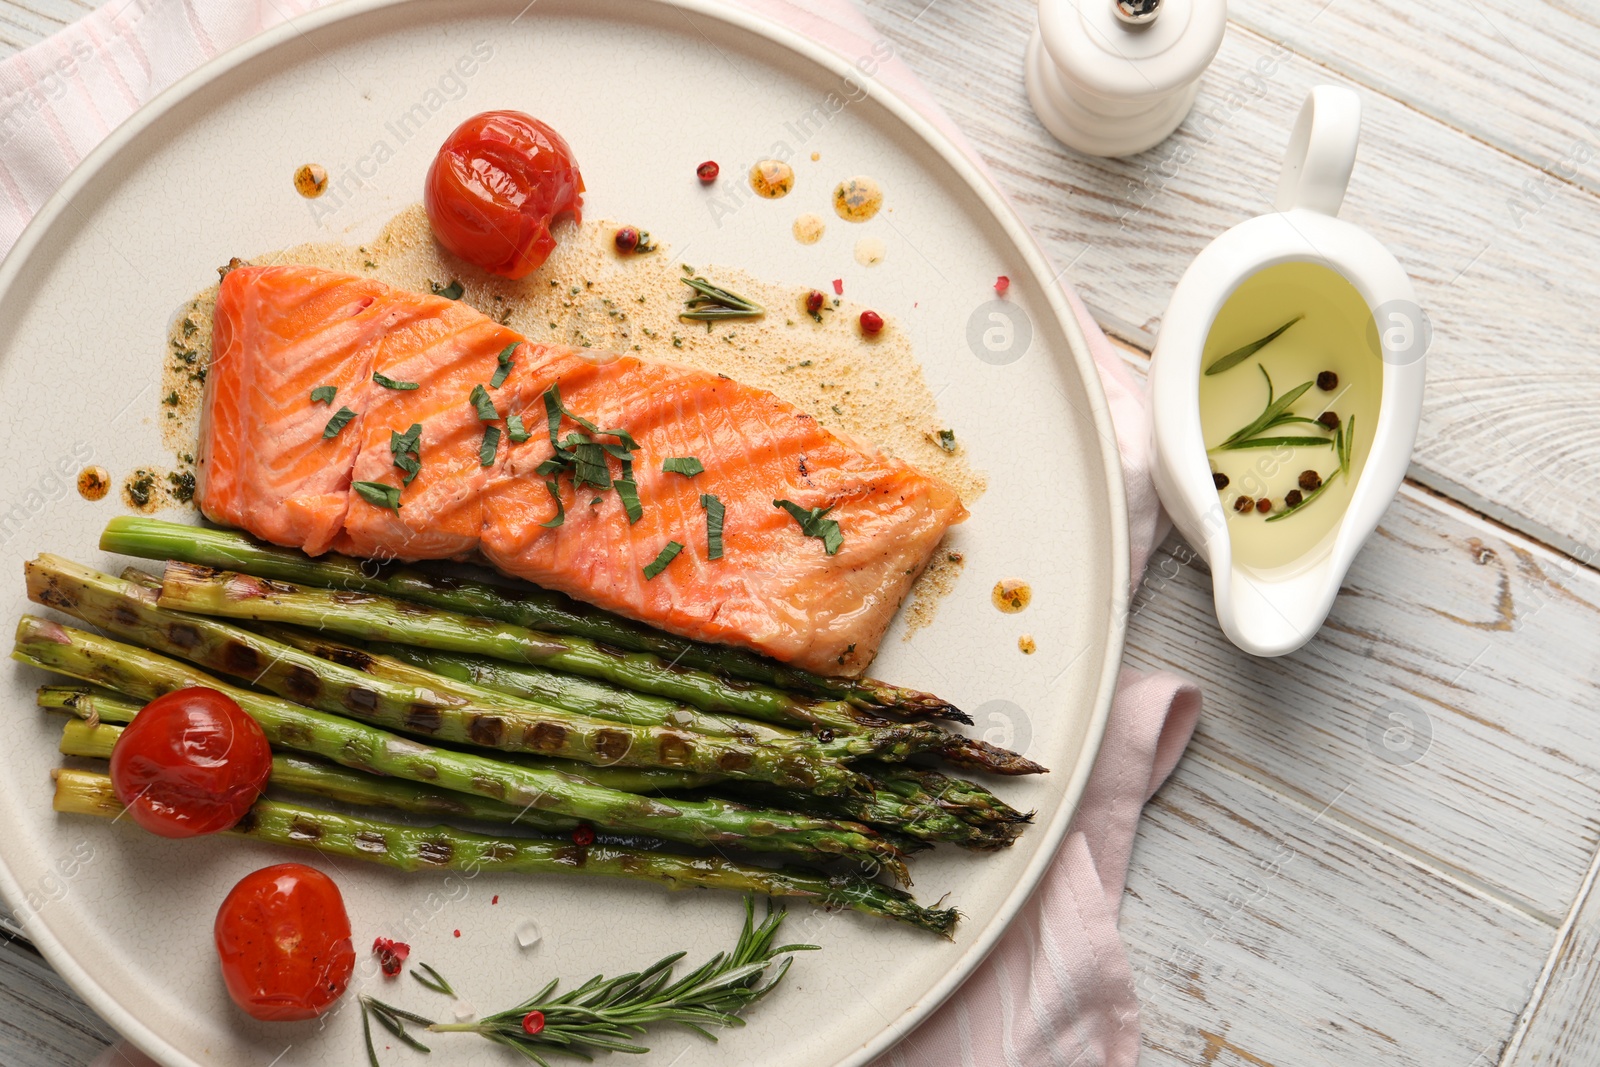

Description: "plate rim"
0 1 1131 1063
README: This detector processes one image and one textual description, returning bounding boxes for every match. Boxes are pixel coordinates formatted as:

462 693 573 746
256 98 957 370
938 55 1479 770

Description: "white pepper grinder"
1025 0 1228 157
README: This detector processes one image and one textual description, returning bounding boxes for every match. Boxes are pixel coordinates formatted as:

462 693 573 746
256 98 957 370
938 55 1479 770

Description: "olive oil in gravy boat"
1150 86 1427 657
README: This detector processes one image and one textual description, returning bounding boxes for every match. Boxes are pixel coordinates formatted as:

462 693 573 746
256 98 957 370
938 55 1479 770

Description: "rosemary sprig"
398 898 815 1066
1205 315 1302 376
680 274 765 322
1266 414 1357 522
1215 435 1334 451
1222 369 1316 446
412 962 455 997
1211 365 1336 453
360 994 434 1065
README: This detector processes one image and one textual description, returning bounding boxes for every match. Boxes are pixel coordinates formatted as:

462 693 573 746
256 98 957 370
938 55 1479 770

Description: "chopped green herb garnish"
353 480 401 511
322 406 357 439
616 476 643 524
643 540 685 580
126 470 155 508
773 499 843 556
490 343 518 389
372 372 420 390
931 429 957 453
431 280 464 300
701 493 725 560
165 470 196 503
1205 315 1303 376
540 479 565 528
389 423 423 485
310 385 337 405
680 275 764 322
570 440 612 489
469 384 499 422
533 384 644 521
479 426 501 467
506 414 530 443
662 457 705 477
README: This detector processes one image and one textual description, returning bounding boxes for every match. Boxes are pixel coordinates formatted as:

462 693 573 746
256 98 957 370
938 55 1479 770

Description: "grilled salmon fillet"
196 265 967 674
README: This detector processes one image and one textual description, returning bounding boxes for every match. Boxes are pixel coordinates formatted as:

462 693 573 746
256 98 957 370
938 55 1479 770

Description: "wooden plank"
0 0 90 56
862 0 1600 564
1125 755 1548 1067
1232 0 1600 200
1123 480 1600 921
0 939 116 1065
1502 846 1600 1065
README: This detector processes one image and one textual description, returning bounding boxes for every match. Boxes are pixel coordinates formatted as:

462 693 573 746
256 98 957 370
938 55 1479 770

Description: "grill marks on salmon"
197 265 968 674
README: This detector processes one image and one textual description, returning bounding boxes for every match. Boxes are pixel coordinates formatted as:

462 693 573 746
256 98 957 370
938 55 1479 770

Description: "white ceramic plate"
0 2 1127 1064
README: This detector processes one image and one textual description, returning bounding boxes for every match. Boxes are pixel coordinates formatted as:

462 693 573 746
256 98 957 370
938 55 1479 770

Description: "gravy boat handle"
1274 85 1362 217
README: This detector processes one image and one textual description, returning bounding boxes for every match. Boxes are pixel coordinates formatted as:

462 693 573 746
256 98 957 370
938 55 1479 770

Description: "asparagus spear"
373 632 1043 777
14 617 910 878
154 561 1042 775
59 718 687 848
51 768 957 935
46 685 1019 848
42 688 714 803
153 561 900 733
100 517 966 722
269 626 796 743
30 556 948 796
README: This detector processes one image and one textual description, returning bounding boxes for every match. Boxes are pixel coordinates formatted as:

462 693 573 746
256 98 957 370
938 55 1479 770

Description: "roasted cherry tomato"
109 687 271 839
424 110 584 279
215 863 356 1022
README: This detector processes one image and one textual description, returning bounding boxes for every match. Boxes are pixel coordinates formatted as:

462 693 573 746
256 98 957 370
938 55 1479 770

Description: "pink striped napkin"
0 3 1200 1065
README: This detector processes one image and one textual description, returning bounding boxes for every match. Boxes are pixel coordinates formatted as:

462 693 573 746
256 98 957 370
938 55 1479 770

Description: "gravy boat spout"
1150 86 1427 657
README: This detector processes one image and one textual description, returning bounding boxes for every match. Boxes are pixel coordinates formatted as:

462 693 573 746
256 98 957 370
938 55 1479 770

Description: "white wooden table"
5 0 1600 1063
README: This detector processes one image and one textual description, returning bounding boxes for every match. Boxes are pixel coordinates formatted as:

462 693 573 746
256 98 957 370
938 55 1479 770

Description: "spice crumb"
1316 370 1338 390
1212 471 1229 490
1018 634 1037 654
1234 495 1255 513
1256 498 1272 514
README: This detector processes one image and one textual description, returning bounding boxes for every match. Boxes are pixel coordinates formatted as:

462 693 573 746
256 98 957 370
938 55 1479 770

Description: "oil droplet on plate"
854 236 886 266
992 579 1031 613
749 159 795 199
833 176 883 222
793 213 826 245
1018 634 1037 654
294 163 328 198
77 466 110 501
810 151 820 161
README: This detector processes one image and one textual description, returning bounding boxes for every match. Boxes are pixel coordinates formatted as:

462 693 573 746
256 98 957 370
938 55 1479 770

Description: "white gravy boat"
1150 86 1427 657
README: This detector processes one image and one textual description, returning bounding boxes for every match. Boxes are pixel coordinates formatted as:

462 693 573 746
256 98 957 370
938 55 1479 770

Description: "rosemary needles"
1205 314 1302 376
680 272 764 322
1212 366 1335 452
1267 413 1355 522
359 898 815 1066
